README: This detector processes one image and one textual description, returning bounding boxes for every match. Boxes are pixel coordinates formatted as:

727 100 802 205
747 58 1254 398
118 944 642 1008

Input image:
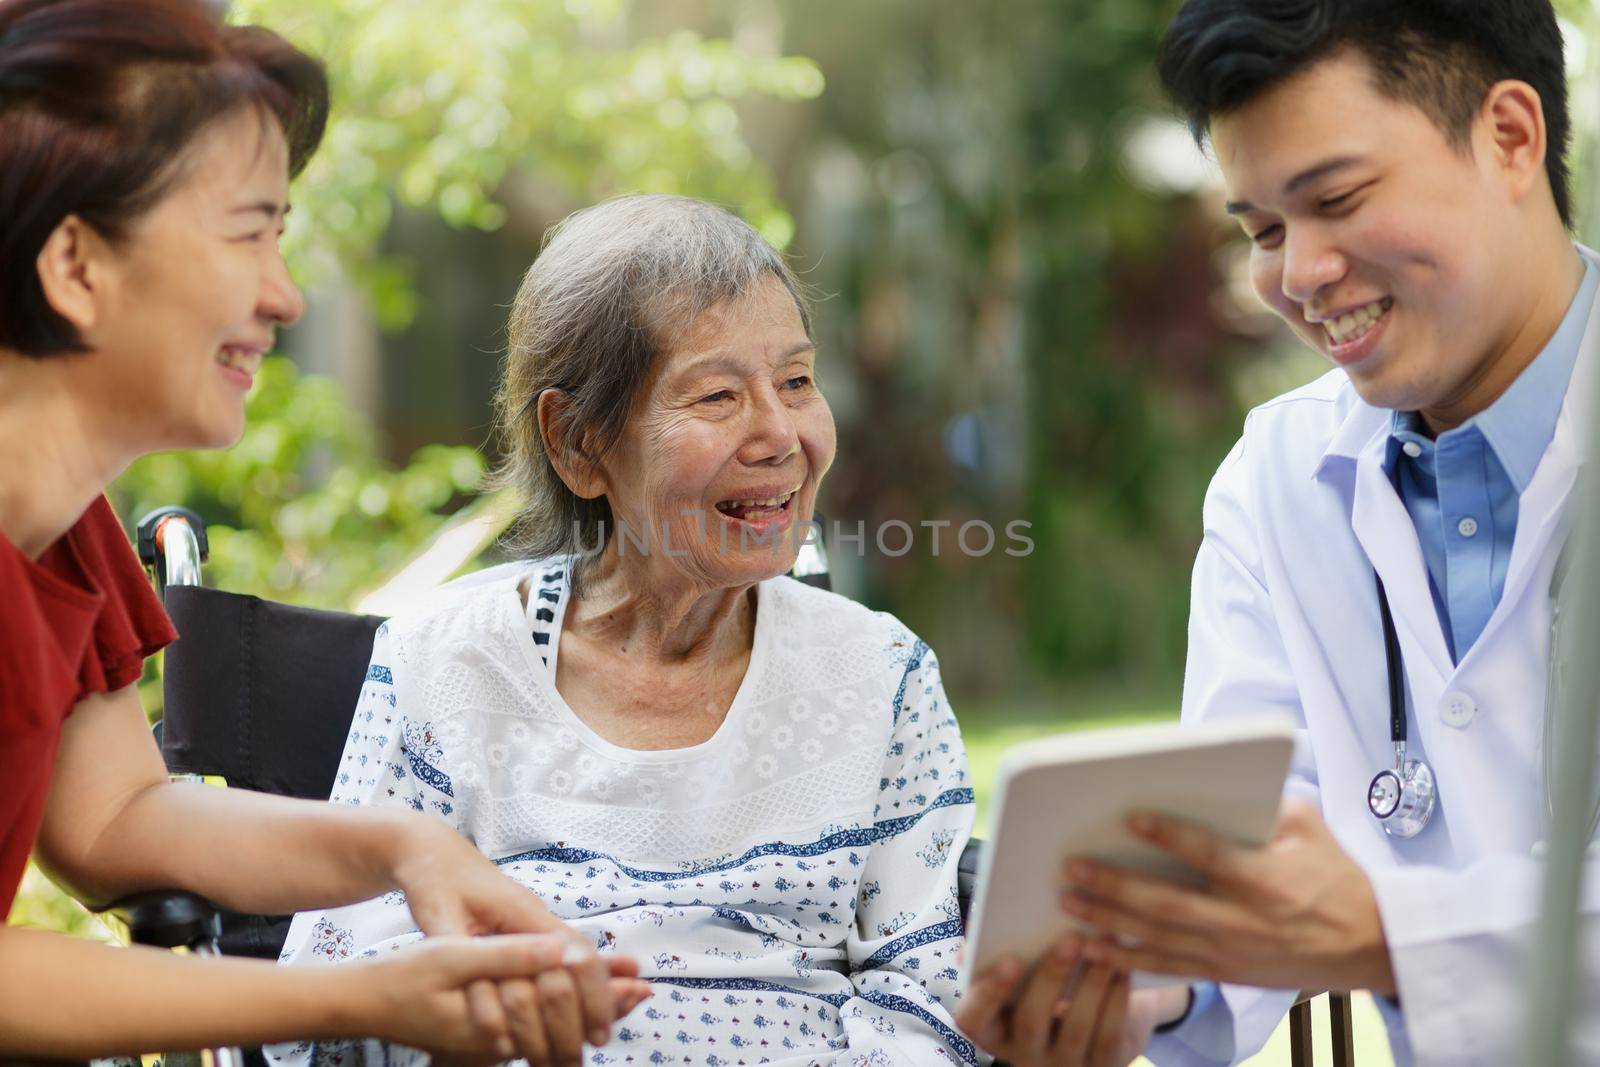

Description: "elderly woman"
274 195 991 1066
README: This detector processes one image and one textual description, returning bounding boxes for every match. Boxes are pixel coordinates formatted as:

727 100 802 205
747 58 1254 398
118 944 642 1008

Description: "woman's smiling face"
594 273 836 590
78 107 304 451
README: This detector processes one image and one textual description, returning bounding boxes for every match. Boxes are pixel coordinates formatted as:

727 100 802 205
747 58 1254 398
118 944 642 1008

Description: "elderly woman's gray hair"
491 194 811 571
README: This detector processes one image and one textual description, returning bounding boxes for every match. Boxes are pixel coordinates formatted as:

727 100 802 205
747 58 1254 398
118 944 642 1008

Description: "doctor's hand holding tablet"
1059 798 1395 995
955 720 1302 1066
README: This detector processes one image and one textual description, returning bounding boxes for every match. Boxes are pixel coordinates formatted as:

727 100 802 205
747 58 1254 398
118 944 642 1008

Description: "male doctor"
1051 1 1600 1064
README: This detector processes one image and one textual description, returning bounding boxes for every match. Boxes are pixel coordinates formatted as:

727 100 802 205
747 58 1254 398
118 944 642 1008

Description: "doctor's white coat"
1150 248 1600 1067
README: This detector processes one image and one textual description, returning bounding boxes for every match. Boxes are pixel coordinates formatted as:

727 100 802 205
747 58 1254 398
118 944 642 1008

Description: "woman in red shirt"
0 1 645 1061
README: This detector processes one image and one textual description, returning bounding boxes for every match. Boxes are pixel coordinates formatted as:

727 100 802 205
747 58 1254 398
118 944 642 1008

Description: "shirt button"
1457 516 1479 538
1442 691 1477 728
1402 441 1423 458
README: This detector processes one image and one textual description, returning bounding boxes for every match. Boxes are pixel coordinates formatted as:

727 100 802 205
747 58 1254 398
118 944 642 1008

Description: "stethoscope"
1367 572 1437 837
1368 535 1600 842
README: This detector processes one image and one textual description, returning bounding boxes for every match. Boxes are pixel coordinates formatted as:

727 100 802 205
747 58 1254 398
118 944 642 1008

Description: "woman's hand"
955 935 1152 1067
347 933 559 1062
387 817 649 1059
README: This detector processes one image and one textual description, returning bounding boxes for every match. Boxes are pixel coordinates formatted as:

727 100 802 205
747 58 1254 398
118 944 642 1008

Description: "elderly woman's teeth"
1323 298 1392 344
716 492 794 518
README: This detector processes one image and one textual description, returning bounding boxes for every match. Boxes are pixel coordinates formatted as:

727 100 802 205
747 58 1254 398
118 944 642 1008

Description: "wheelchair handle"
99 891 246 1067
137 507 209 596
102 889 221 951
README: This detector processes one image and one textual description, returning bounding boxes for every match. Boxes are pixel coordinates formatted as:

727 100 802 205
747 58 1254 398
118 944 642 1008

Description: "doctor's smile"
1309 295 1395 366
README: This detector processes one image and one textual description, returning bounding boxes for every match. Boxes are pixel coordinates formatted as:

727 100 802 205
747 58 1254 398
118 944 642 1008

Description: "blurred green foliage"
8 864 112 940
112 358 485 612
235 0 822 327
772 0 1237 687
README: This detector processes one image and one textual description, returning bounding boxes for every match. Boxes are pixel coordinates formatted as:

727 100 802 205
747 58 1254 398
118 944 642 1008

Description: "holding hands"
342 932 614 1064
375 816 652 1064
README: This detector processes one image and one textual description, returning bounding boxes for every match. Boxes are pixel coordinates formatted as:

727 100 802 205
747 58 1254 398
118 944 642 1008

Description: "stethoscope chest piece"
1371 561 1438 840
1368 754 1435 838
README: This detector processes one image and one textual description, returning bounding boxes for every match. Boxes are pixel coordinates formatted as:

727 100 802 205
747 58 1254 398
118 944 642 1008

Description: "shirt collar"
1380 250 1598 490
1313 399 1387 483
1383 409 1432 481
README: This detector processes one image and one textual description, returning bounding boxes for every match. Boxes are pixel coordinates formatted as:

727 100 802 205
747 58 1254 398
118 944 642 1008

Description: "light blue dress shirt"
1384 255 1597 662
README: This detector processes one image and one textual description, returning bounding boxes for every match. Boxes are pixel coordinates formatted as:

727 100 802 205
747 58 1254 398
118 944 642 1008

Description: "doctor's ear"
1477 79 1549 208
34 215 115 340
536 388 609 500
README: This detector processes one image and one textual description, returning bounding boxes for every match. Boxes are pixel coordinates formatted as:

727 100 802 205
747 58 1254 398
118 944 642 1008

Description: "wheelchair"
102 507 1353 1067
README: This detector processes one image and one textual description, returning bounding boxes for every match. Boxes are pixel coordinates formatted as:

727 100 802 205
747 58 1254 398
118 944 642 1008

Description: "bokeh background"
13 1 1600 1062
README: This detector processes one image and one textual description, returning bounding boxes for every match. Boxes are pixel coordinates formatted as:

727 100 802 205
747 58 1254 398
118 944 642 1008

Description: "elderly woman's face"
602 273 835 587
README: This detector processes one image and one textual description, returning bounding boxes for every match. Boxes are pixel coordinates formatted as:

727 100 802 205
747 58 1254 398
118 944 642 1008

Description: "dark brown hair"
1157 0 1572 228
0 0 329 356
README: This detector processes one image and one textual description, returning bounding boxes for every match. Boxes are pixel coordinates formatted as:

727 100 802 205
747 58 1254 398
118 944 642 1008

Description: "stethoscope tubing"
1375 572 1407 747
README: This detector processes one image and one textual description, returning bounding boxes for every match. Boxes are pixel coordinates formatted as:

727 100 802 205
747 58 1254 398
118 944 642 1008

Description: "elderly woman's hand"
956 934 1161 1067
389 815 650 1061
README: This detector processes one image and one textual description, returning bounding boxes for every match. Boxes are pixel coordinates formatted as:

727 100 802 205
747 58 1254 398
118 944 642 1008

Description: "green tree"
772 0 1238 689
236 0 822 328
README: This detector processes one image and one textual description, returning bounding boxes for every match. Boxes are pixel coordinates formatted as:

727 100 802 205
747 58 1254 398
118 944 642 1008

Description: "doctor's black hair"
1156 0 1573 229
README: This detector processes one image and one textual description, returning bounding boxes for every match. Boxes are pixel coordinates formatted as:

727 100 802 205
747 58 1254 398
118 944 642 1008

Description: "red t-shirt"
0 496 176 918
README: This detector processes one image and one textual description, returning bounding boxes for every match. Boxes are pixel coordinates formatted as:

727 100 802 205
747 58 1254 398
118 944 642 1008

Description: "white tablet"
961 717 1296 989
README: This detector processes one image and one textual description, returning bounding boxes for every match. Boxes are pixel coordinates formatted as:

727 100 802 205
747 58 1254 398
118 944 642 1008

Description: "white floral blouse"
269 558 981 1067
